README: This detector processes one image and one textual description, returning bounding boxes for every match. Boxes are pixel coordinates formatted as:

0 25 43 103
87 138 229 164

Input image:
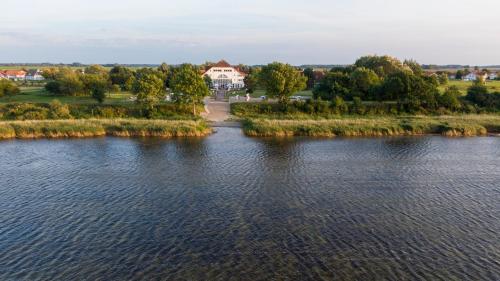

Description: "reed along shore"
0 119 212 139
242 115 500 137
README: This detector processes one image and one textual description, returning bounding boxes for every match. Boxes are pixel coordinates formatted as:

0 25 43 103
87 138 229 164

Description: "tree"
0 79 20 98
380 70 439 111
403 59 424 76
110 66 135 91
349 67 380 100
438 73 449 85
158 63 170 76
203 75 213 89
82 74 109 103
466 82 494 108
158 62 172 87
45 81 61 95
133 73 166 115
354 55 404 77
313 71 350 100
84 65 109 76
303 68 315 89
439 86 462 111
381 72 407 101
170 64 210 115
41 67 59 80
455 70 464 80
55 68 85 96
244 67 260 94
259 62 307 105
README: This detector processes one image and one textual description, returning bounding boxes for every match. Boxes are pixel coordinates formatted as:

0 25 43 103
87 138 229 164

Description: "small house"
25 69 44 81
3 70 27 80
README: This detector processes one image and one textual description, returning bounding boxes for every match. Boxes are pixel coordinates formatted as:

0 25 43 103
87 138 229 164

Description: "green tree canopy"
133 73 166 115
110 66 135 91
303 68 315 90
349 67 380 99
0 79 20 98
84 65 109 77
439 86 462 110
170 64 210 115
259 62 307 104
354 55 404 77
54 68 85 96
82 74 110 103
313 71 350 100
244 67 260 94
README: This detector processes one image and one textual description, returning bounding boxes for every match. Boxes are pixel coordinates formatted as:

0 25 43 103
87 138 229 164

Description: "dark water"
0 128 499 281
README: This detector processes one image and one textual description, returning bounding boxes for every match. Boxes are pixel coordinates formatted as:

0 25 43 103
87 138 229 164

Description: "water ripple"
0 130 499 280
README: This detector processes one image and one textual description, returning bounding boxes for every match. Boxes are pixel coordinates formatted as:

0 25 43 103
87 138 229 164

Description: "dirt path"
202 98 231 122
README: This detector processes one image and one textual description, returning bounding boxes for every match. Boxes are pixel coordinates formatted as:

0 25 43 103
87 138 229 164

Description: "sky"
1 0 500 65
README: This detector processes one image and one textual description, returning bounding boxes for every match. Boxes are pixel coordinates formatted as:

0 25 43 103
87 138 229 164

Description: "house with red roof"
2 70 27 80
202 60 246 90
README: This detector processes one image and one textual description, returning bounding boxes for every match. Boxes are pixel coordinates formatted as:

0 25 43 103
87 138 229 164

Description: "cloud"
1 0 500 64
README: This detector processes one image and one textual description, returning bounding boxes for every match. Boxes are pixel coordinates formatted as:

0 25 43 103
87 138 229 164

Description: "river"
0 128 499 280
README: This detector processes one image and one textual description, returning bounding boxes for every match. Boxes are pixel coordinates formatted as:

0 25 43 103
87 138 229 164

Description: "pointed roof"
213 60 231 68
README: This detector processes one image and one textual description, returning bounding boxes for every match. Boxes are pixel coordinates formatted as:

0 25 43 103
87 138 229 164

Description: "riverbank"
0 119 212 139
242 115 500 137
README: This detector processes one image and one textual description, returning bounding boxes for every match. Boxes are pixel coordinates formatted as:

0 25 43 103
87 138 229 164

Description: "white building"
489 72 498 80
463 72 488 82
25 69 45 81
202 60 246 89
2 70 26 80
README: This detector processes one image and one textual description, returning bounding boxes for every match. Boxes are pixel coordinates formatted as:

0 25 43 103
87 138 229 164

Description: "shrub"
45 81 61 95
351 97 366 114
0 80 21 98
5 104 49 120
49 100 72 119
439 86 462 111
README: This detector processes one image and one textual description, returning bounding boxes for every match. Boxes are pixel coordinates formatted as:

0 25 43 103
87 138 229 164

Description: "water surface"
0 128 499 280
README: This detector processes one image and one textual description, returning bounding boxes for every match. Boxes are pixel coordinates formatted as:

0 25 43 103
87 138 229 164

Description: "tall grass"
243 115 500 137
0 119 212 139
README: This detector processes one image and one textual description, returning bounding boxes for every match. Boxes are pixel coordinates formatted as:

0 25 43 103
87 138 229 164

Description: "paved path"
202 98 231 122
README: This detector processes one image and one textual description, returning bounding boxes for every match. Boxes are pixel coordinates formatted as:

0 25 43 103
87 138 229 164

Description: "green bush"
5 104 49 120
49 100 73 119
0 80 21 98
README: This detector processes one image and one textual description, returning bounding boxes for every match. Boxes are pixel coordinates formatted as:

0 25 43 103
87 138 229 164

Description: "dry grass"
243 115 500 137
0 119 212 139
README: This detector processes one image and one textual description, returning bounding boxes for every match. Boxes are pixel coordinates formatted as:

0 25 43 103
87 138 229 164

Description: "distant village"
0 69 45 81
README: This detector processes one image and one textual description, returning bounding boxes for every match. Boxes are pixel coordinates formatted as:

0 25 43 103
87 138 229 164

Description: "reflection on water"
0 129 499 280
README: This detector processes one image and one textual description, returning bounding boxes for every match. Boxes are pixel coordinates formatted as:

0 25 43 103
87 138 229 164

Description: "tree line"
42 63 209 116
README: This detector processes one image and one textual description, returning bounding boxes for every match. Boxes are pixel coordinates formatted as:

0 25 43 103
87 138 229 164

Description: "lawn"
439 80 500 95
0 87 134 105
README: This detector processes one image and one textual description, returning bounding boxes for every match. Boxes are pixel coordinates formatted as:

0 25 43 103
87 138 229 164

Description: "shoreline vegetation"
242 115 500 137
0 119 212 139
2 56 500 140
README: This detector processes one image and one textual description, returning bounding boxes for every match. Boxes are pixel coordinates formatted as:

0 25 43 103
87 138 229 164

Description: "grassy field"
0 87 134 105
243 115 500 137
439 80 500 95
0 119 212 139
